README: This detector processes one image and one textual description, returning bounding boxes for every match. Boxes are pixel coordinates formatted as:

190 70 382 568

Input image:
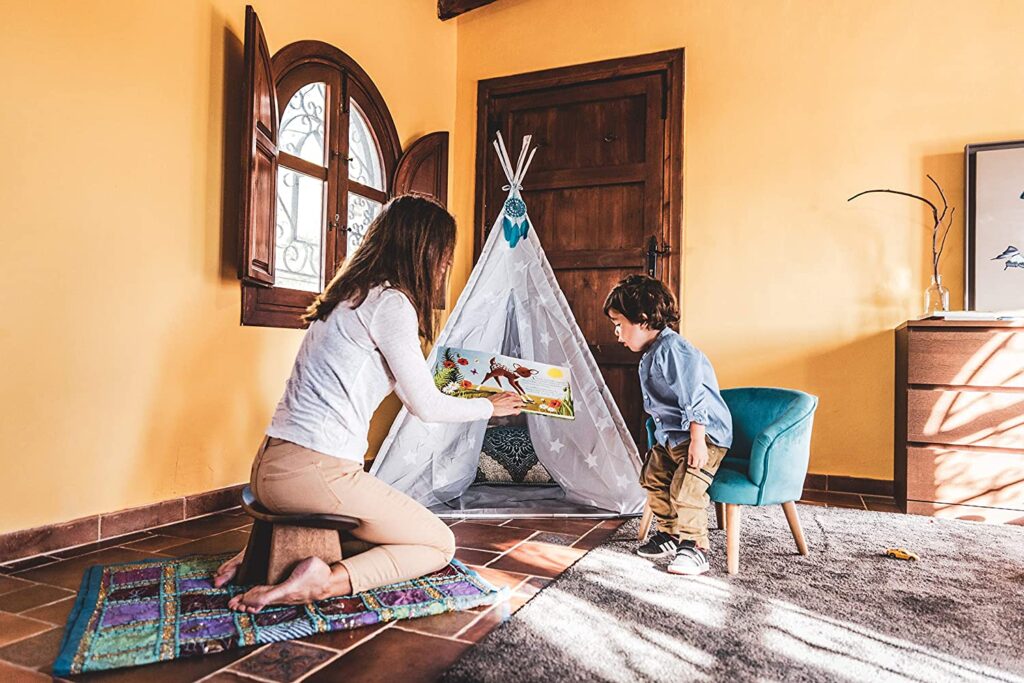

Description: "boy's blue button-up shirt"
639 328 733 450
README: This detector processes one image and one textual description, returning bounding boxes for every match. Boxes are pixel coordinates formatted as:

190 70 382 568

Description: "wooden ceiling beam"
438 0 499 21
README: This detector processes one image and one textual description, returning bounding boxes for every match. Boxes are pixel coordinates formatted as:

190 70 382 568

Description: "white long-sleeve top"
267 285 493 462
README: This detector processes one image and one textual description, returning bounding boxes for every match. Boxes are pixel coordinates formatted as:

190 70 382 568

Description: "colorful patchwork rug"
53 553 506 676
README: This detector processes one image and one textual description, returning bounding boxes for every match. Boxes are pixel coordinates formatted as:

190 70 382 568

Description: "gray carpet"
443 505 1024 682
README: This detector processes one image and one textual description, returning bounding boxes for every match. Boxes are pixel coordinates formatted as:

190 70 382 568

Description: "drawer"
907 388 1024 449
906 445 1024 511
907 329 1024 388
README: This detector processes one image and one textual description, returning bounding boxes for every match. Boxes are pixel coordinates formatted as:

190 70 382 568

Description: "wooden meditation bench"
235 486 360 585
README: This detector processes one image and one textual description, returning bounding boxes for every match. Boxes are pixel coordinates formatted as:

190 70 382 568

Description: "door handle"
646 236 671 277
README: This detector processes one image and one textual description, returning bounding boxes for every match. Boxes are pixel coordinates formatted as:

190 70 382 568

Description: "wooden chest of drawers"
895 320 1024 522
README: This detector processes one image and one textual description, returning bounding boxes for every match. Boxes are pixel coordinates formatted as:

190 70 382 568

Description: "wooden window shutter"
238 6 280 286
392 132 449 207
393 132 451 310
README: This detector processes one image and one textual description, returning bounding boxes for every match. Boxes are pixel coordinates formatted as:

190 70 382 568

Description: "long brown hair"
303 194 455 341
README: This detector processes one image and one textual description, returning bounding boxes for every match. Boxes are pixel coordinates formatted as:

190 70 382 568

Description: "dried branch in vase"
848 175 956 285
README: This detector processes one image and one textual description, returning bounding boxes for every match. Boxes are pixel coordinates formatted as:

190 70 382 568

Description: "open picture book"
432 346 575 420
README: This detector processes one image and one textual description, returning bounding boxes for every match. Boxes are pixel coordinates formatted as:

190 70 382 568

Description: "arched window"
346 101 387 256
239 9 449 328
275 81 329 292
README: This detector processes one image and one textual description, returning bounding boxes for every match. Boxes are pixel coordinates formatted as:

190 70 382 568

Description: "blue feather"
502 216 514 244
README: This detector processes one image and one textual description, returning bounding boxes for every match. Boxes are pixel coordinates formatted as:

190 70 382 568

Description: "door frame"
473 49 684 298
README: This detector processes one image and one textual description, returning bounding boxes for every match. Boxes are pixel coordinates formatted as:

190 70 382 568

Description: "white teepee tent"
370 134 644 517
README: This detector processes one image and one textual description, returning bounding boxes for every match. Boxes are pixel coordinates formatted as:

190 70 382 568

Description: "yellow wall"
4 0 1024 534
450 0 1024 480
0 0 456 534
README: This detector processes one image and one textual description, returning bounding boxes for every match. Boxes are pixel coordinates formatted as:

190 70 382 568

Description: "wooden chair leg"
638 502 654 541
782 501 809 555
725 504 741 575
715 502 726 531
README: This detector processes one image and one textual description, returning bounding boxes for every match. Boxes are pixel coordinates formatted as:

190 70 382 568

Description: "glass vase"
924 274 950 316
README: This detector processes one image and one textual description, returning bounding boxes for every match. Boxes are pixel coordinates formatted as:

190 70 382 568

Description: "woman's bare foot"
213 550 245 588
228 557 332 613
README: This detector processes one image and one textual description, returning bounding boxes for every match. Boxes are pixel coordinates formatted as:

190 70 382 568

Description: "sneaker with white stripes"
667 540 710 575
636 530 680 558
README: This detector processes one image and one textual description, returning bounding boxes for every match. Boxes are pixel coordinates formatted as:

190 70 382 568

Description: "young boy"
603 275 733 576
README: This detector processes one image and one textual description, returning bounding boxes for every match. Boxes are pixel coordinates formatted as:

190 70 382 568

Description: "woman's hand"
488 392 524 416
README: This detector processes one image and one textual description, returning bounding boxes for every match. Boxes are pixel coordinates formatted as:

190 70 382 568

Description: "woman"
216 194 523 613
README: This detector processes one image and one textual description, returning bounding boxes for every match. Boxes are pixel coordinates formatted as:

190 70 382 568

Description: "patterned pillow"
475 426 554 484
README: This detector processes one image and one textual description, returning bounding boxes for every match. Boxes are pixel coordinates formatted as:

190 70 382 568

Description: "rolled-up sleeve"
656 345 709 428
640 330 732 449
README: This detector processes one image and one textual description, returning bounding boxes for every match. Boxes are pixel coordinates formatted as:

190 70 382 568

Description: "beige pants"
250 437 455 594
640 438 727 549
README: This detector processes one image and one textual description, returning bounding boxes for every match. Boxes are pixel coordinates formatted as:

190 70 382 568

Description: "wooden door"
476 51 684 450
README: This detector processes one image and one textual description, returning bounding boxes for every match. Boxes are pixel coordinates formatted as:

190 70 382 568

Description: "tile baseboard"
0 484 245 564
1 474 894 563
804 474 894 498
804 473 827 491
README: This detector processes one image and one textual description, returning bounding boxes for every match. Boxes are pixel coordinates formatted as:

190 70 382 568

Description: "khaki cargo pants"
640 438 727 549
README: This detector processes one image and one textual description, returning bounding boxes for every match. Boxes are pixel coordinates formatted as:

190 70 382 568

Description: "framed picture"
965 140 1024 312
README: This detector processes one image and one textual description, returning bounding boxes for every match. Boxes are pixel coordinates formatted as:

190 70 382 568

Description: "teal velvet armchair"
642 387 819 574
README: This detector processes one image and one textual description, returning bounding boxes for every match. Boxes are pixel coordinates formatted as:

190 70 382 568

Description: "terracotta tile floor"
0 511 626 682
0 493 897 682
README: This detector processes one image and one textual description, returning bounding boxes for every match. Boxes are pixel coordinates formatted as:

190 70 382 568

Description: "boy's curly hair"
602 274 680 330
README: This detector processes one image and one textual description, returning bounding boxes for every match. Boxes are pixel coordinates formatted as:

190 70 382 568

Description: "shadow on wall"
218 20 244 283
860 235 912 331
127 18 269 505
733 330 893 480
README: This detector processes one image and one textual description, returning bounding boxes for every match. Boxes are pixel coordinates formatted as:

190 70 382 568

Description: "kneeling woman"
217 195 523 612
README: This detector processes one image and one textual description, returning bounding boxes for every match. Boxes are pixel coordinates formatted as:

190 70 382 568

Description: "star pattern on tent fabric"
400 447 420 465
376 136 646 515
